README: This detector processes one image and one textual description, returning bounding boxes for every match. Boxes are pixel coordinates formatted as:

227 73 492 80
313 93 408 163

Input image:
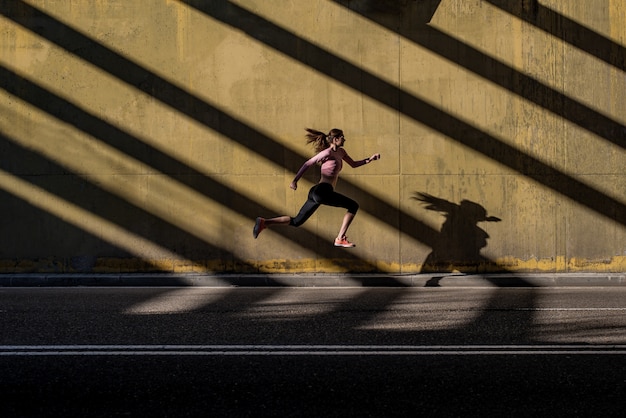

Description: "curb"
0 273 625 287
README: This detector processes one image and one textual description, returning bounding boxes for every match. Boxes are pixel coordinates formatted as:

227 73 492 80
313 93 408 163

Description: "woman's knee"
347 201 359 215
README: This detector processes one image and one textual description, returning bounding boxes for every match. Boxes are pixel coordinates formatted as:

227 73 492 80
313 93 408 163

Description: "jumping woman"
253 128 380 247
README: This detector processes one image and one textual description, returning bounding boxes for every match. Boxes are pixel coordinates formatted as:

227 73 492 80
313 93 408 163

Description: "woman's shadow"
412 192 502 278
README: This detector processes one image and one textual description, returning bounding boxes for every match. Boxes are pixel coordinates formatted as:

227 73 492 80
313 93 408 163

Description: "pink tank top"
293 147 355 186
317 148 345 177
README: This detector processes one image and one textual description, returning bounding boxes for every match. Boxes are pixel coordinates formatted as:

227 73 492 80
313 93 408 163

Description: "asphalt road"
1 286 625 417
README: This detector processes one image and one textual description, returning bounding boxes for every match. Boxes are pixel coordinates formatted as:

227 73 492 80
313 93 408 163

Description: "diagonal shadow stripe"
486 0 626 72
0 2 441 253
181 0 626 227
0 132 254 273
0 67 382 274
332 0 626 151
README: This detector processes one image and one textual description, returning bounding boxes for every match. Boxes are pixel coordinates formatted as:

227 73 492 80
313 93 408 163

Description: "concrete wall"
0 0 624 274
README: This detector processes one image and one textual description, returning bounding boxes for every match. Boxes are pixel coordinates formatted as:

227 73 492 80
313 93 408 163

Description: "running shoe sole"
334 240 355 248
253 217 265 239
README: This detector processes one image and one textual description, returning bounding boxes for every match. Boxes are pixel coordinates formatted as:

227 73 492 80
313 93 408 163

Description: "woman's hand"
369 153 380 162
290 181 298 190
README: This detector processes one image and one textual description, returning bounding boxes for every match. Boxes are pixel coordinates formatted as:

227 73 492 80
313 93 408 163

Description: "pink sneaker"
334 236 355 248
253 217 266 238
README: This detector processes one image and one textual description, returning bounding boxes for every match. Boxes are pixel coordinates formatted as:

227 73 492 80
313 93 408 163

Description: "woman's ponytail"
305 128 329 153
305 128 343 153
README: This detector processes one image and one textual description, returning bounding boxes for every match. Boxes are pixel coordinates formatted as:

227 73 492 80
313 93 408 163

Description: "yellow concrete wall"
0 0 624 273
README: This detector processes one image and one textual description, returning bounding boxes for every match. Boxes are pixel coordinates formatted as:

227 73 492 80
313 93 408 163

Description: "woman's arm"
290 161 312 190
291 149 330 190
343 152 381 168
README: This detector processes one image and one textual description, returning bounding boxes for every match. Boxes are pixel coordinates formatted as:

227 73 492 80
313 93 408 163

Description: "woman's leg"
317 189 359 243
254 185 321 238
337 212 355 239
264 216 291 226
253 215 291 238
254 184 360 244
289 183 326 227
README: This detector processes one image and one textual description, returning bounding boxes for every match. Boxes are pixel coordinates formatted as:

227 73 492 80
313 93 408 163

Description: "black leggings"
290 183 359 227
